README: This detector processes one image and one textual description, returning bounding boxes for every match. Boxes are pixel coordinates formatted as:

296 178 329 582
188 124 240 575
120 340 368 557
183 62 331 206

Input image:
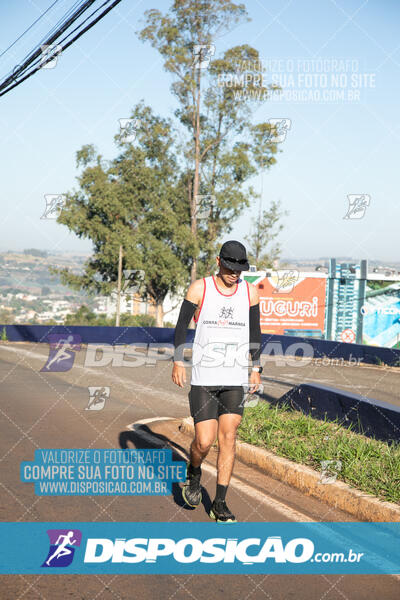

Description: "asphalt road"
0 342 399 600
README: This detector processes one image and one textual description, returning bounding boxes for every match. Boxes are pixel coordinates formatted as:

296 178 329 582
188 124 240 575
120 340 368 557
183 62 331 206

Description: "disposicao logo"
42 529 82 567
83 536 314 564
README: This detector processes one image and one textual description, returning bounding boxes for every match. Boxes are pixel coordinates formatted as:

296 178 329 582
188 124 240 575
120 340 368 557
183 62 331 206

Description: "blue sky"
0 0 399 262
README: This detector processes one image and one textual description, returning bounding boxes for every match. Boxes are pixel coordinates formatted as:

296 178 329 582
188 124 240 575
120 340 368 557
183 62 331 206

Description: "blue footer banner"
0 522 399 574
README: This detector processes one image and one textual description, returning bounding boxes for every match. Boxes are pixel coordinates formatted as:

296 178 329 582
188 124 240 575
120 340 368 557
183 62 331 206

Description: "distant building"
325 259 367 344
94 292 157 319
162 290 185 326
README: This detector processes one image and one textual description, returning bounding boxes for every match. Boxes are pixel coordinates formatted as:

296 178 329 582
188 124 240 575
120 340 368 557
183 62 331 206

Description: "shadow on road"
118 424 213 512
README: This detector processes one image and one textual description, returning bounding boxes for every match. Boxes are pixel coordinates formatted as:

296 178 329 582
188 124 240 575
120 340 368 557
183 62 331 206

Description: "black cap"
219 240 249 272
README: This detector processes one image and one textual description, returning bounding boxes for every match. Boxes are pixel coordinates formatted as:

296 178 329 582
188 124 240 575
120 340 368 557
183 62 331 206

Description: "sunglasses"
220 256 248 265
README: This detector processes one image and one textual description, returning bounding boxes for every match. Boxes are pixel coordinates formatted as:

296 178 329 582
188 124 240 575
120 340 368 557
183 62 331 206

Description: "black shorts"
188 385 244 424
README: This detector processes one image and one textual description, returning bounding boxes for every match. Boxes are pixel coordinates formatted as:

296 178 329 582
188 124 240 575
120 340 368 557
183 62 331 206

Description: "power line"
45 0 118 61
0 0 62 59
0 0 123 98
5 0 111 84
33 0 84 57
1 1 85 86
1 0 97 88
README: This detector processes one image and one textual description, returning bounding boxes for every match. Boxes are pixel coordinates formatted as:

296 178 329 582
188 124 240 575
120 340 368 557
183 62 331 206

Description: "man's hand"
248 370 261 393
172 361 186 388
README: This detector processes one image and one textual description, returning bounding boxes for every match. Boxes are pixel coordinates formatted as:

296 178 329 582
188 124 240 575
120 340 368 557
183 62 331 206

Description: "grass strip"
238 401 400 504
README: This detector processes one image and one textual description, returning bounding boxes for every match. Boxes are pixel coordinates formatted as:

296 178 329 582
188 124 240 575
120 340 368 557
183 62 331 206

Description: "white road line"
127 417 314 523
131 417 175 425
127 417 400 580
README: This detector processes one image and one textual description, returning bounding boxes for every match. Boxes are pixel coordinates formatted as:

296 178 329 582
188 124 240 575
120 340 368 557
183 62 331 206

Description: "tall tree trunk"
115 245 123 326
190 60 202 283
155 302 164 327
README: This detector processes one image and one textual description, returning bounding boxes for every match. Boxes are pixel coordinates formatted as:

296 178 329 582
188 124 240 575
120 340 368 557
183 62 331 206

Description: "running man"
172 241 262 522
46 531 77 565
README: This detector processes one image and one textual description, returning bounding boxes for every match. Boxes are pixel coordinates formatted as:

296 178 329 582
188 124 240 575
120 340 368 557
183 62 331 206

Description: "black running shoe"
209 499 237 523
181 463 202 507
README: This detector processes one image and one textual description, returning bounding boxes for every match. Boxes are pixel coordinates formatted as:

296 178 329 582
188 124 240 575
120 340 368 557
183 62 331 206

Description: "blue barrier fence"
0 324 176 345
279 383 400 443
259 333 400 367
1 324 400 366
2 324 399 442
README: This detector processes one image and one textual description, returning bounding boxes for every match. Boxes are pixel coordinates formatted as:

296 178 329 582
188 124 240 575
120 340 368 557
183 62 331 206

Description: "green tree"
52 104 191 326
0 309 14 324
64 306 156 327
64 305 99 326
245 200 288 269
120 314 156 327
138 0 281 280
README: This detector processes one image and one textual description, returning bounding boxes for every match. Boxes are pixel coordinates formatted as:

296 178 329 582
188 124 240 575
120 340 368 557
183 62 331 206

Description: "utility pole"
325 258 336 340
356 259 368 344
115 245 123 327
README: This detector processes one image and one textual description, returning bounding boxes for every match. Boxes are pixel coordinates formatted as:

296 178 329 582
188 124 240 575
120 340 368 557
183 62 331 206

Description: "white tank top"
191 275 250 386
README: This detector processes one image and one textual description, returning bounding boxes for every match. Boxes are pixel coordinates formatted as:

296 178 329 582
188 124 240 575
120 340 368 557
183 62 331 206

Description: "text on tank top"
190 275 250 386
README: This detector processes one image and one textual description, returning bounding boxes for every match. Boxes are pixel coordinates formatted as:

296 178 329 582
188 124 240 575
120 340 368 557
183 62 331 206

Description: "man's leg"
209 386 244 523
182 419 218 507
183 386 218 507
216 413 242 487
189 419 218 467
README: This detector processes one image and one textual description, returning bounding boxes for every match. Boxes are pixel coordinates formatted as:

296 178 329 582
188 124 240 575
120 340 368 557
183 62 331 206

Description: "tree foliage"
245 200 288 269
138 0 281 279
52 103 191 324
64 305 156 327
55 1 286 322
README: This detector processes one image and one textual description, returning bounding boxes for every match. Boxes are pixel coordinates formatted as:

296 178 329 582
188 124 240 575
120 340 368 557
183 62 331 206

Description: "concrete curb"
179 417 400 523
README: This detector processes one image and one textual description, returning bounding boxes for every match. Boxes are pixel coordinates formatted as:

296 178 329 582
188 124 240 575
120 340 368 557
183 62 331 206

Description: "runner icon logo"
270 269 299 293
41 194 66 219
267 118 292 143
42 529 82 568
343 194 371 219
218 306 234 326
86 386 110 410
319 460 342 484
219 306 234 319
41 334 81 372
240 383 265 408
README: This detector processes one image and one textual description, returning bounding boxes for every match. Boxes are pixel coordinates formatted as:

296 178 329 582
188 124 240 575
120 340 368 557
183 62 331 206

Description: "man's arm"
248 283 261 366
173 299 197 363
172 279 204 388
248 283 262 392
